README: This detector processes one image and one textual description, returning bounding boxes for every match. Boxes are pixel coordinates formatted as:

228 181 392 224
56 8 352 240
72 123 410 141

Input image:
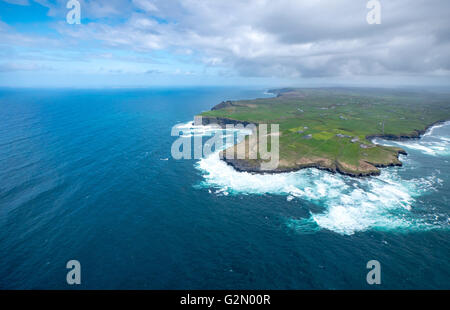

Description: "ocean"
0 87 448 289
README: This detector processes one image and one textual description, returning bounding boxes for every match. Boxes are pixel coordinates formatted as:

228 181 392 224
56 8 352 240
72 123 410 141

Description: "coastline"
366 119 450 142
198 115 449 178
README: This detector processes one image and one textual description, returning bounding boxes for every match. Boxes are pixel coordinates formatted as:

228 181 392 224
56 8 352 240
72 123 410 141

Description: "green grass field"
199 88 450 176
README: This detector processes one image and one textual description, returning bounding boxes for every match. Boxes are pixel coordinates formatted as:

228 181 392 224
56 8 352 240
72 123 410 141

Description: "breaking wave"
373 121 450 156
192 121 450 235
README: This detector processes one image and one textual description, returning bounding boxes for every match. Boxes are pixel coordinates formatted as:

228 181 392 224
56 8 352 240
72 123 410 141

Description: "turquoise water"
0 88 449 289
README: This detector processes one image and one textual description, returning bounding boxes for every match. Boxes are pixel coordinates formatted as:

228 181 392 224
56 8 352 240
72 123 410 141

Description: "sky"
0 0 449 88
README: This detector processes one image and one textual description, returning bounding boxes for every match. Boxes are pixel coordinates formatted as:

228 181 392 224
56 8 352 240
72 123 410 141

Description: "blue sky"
1 0 449 88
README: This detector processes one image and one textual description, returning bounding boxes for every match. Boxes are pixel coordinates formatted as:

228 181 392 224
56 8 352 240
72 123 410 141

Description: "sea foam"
373 121 450 157
191 121 450 235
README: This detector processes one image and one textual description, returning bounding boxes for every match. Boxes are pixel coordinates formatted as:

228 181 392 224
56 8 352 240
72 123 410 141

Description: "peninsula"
198 88 450 177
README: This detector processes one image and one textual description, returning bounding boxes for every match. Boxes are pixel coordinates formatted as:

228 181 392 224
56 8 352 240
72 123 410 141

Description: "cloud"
3 0 450 84
33 0 135 19
0 62 53 72
51 0 450 79
132 0 158 12
2 0 30 5
144 69 161 74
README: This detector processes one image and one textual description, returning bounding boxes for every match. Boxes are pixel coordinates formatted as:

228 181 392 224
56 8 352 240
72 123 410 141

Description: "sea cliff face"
366 120 448 141
197 88 450 177
220 150 405 177
196 115 256 127
199 115 408 177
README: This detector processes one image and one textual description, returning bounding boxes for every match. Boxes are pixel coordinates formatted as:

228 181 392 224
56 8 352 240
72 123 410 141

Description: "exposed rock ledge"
198 115 446 177
196 115 255 127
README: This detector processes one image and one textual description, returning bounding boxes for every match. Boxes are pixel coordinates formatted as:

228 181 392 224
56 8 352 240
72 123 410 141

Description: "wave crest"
193 121 450 235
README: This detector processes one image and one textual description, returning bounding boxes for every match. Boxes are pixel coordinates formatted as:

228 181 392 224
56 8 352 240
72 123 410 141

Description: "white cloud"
132 0 158 12
0 62 53 72
2 0 30 6
4 0 450 82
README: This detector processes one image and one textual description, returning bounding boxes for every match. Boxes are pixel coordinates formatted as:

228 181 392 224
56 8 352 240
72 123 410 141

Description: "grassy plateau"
199 88 450 176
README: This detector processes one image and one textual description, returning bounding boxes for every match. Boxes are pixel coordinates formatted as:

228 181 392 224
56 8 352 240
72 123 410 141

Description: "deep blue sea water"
0 88 448 289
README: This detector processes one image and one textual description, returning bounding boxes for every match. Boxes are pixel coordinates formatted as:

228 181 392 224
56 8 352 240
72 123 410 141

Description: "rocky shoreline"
198 111 448 178
366 119 449 141
222 156 405 177
196 115 256 127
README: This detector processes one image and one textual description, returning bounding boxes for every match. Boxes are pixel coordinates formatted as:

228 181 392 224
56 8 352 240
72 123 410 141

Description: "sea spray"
373 121 450 157
194 121 450 235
